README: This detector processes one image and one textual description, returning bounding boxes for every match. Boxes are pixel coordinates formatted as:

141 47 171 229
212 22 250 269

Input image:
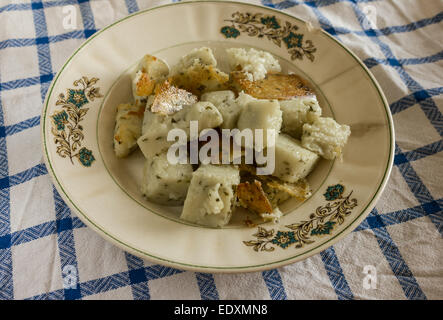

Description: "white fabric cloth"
0 0 441 300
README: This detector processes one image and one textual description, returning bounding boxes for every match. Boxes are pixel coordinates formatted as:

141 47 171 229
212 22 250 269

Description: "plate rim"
41 0 395 273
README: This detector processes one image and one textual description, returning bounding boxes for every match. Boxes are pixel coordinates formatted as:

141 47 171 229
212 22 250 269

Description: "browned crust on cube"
151 80 197 115
170 65 230 97
135 72 156 97
239 164 311 202
230 72 314 100
237 180 273 214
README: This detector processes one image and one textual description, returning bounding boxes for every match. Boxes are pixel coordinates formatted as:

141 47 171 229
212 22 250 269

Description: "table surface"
0 0 442 300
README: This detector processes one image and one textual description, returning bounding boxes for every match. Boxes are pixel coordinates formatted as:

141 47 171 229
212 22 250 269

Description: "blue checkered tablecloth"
0 0 442 300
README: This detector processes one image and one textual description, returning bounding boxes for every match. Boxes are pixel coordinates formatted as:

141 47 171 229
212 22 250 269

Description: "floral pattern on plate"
221 11 317 61
244 184 358 251
51 76 102 167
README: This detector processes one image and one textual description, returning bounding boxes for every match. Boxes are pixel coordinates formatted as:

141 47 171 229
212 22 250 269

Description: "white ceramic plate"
41 1 394 272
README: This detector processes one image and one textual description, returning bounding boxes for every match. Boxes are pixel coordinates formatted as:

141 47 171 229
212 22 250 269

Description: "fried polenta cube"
173 47 217 71
263 178 311 204
134 72 155 98
181 165 240 228
138 101 222 159
280 96 322 139
141 152 193 206
236 180 273 214
138 54 170 79
273 134 319 183
150 80 197 115
238 164 311 207
301 117 351 160
113 103 144 158
170 64 230 97
230 72 315 100
132 54 169 105
236 99 282 151
226 47 281 81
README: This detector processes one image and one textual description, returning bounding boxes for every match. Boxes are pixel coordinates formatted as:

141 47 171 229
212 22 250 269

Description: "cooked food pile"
113 47 351 228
